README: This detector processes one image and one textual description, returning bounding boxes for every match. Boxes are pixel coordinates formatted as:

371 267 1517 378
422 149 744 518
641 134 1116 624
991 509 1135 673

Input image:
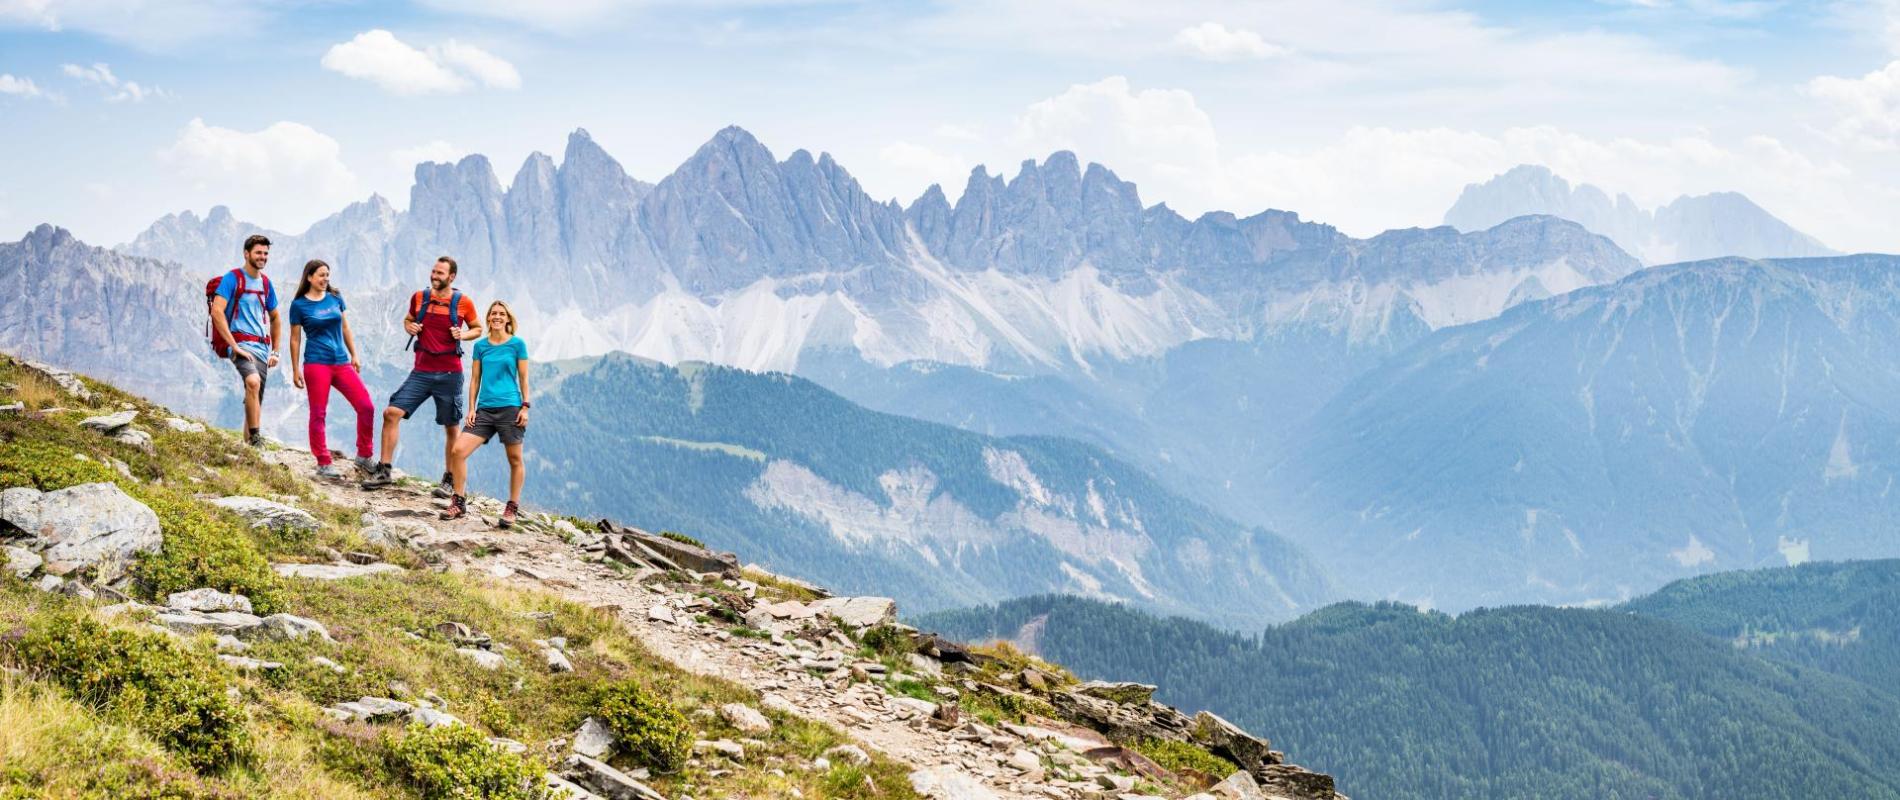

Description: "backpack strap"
450 289 466 356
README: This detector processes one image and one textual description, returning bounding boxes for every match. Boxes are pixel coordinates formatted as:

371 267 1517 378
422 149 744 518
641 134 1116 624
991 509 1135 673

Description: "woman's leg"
503 442 525 504
448 432 485 497
303 364 335 465
331 364 377 459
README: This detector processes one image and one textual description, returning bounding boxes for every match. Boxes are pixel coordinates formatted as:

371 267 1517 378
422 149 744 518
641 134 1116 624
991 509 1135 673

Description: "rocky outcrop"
209 496 319 535
0 482 161 583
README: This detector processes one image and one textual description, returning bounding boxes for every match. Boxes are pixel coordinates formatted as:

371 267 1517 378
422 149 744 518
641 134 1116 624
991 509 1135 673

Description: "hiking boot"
499 501 519 530
315 464 347 480
352 455 375 475
439 495 467 521
246 430 265 448
359 463 394 490
431 472 454 499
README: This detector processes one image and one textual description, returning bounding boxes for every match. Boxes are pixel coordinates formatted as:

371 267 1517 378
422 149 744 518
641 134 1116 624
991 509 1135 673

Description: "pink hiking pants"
303 363 374 465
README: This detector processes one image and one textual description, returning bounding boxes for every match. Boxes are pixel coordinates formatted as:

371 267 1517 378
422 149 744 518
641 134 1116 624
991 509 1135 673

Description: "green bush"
592 680 691 771
0 438 118 490
657 530 704 548
388 723 546 800
1132 737 1237 779
1 610 251 772
857 625 912 660
129 488 285 615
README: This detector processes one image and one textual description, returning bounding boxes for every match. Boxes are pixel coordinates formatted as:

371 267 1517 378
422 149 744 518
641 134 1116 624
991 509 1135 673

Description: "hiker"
360 256 481 491
287 259 375 480
440 300 530 528
208 234 282 447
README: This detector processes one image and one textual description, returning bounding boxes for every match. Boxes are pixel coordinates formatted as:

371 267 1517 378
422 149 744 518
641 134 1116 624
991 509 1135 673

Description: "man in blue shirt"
209 234 283 447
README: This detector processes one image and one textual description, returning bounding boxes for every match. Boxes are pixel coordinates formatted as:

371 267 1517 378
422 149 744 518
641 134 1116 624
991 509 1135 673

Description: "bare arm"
268 308 283 366
515 358 531 425
466 360 483 427
340 314 361 369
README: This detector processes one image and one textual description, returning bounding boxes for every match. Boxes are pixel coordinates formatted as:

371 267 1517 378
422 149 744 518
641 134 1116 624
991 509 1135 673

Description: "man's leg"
243 373 262 431
379 406 405 463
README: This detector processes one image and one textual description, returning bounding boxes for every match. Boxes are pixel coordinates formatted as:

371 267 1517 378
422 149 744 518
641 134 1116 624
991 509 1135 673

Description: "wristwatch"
520 401 532 409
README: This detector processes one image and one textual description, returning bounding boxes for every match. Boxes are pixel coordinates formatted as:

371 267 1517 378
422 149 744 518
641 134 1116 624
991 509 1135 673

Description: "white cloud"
391 140 468 168
878 141 971 198
160 118 360 232
321 29 520 95
0 73 43 98
1171 22 1284 61
1009 76 1221 207
61 62 164 102
1809 61 1900 151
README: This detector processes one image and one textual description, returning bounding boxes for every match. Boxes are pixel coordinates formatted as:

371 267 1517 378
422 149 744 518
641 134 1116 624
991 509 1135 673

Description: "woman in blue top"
441 300 531 528
287 260 375 480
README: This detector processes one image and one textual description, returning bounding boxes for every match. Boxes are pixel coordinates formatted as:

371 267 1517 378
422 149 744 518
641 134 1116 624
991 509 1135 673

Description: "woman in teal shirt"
441 300 530 528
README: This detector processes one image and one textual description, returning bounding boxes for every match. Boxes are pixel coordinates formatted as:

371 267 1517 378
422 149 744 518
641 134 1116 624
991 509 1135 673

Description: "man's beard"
431 278 449 291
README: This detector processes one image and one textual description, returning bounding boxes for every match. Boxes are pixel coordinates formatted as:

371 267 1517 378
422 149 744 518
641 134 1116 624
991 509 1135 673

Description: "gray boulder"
167 587 253 614
260 613 334 642
272 562 403 580
560 754 667 800
572 716 617 759
0 483 161 583
808 596 897 630
79 409 136 433
210 496 319 534
4 545 41 579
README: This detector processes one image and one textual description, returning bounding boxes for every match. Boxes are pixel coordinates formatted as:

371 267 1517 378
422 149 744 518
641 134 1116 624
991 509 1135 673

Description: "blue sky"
4 0 1900 252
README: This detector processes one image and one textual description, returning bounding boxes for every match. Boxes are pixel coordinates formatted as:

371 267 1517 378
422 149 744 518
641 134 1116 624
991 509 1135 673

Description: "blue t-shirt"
289 293 350 366
472 336 528 409
214 269 278 361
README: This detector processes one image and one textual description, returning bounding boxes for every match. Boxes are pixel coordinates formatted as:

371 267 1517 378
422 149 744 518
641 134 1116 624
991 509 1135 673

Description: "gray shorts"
230 352 270 402
467 406 524 445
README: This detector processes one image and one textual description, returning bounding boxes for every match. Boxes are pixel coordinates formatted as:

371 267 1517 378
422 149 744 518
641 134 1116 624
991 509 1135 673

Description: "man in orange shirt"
361 256 482 491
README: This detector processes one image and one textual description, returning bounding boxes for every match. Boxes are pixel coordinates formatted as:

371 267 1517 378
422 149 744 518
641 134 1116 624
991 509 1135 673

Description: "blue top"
214 269 278 361
472 336 529 409
289 292 350 366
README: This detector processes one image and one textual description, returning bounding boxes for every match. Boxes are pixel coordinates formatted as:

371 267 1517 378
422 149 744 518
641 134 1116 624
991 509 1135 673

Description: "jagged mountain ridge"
1259 254 1900 610
1444 164 1835 265
120 126 1644 375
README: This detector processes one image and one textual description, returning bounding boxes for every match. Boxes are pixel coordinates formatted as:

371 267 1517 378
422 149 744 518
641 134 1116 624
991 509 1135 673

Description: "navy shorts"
388 370 464 426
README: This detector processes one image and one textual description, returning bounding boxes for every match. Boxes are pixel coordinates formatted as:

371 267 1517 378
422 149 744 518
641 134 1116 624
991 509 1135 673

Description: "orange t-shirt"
412 290 480 373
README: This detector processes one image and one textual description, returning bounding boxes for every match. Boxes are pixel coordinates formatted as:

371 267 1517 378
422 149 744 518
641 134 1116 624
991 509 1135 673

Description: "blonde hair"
485 300 518 335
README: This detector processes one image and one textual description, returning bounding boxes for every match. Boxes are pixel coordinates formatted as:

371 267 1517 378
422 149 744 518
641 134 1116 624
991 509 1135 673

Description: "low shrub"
1132 737 1237 780
592 680 691 772
0 438 117 490
129 488 284 615
857 625 911 660
1 610 250 772
657 530 704 548
388 723 546 800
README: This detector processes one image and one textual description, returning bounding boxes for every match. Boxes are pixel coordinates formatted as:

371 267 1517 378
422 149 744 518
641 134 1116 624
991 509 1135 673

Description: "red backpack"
205 269 272 358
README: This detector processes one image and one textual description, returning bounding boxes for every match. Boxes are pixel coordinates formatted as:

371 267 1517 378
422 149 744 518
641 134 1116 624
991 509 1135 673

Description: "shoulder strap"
226 269 246 326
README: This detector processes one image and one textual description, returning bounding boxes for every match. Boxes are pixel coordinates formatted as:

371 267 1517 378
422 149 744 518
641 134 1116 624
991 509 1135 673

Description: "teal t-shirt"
472 336 528 409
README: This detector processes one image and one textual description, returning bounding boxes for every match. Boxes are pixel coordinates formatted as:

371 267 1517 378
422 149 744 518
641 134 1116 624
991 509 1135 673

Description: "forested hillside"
919 590 1900 800
1621 559 1900 691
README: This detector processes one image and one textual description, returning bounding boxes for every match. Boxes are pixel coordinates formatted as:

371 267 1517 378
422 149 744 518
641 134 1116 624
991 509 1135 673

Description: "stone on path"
908 765 1003 800
1 483 161 583
209 496 319 535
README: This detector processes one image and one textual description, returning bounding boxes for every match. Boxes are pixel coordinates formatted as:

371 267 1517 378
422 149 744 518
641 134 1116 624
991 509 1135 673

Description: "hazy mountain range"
6 124 1896 615
1444 164 1835 265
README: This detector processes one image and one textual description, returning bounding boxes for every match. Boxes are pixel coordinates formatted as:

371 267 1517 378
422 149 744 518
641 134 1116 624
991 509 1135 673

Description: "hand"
514 407 528 427
292 369 305 389
403 320 423 336
233 347 255 362
267 351 281 368
450 323 466 340
465 412 477 429
349 356 361 372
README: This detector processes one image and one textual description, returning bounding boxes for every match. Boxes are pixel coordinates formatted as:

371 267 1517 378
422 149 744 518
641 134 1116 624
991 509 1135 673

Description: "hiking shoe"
439 495 467 521
315 464 347 480
499 501 519 530
246 430 265 448
352 456 375 475
431 471 454 499
359 463 394 490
